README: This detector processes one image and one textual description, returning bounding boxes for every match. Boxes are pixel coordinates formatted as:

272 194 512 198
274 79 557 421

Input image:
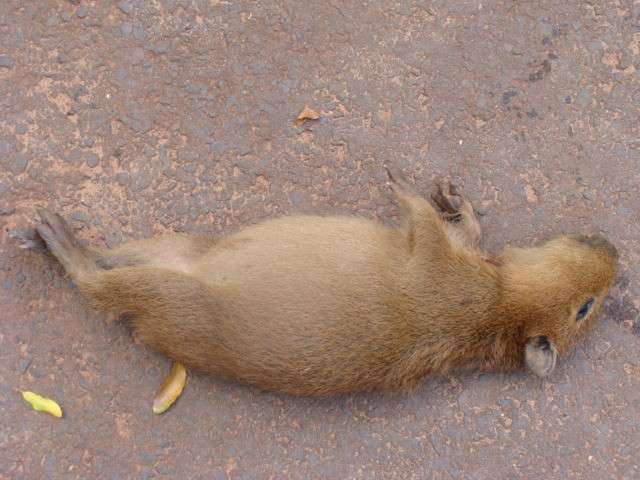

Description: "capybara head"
501 234 618 377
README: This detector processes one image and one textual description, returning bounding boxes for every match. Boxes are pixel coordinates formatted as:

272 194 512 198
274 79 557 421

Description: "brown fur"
12 169 618 396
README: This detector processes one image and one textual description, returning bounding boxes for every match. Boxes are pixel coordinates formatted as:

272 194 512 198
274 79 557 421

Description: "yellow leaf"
21 391 63 418
152 362 187 414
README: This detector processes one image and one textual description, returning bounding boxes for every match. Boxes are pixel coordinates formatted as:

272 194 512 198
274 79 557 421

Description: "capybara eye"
576 298 594 321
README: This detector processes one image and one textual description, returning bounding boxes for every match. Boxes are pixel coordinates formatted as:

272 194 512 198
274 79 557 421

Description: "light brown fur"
11 169 618 395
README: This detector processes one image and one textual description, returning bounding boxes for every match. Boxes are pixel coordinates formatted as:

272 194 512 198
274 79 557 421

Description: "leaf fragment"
152 362 187 414
296 106 320 122
21 391 63 418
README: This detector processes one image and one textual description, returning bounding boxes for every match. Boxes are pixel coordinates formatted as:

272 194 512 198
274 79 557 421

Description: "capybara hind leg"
92 235 215 272
80 266 218 370
385 165 451 255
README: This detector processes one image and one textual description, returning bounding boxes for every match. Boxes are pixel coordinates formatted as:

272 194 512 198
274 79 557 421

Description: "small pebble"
137 452 155 465
120 22 133 37
18 357 32 375
153 41 170 54
43 453 56 479
7 153 28 175
0 55 13 69
81 137 95 148
118 1 133 14
502 90 518 106
104 230 122 248
85 153 99 168
289 191 303 205
116 171 130 186
71 210 89 224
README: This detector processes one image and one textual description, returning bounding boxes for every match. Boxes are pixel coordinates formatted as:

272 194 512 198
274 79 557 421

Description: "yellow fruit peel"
21 391 63 418
152 362 187 414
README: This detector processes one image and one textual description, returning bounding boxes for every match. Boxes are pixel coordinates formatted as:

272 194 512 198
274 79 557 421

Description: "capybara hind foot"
34 207 95 281
385 165 417 197
8 228 48 252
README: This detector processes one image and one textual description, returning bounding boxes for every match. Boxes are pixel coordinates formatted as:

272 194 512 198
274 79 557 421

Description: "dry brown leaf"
296 106 320 122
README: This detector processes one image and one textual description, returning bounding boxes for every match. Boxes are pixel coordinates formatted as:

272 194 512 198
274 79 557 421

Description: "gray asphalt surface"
1 1 639 479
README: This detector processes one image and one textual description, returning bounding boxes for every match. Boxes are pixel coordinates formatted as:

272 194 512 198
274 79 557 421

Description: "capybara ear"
525 336 557 377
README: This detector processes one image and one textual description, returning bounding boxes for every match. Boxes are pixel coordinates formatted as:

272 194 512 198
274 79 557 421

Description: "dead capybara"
10 167 618 395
